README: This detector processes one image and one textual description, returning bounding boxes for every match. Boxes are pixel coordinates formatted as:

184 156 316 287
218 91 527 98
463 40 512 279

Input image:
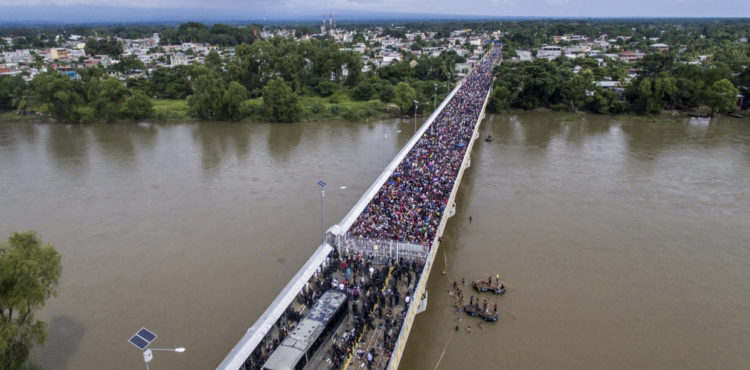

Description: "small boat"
730 113 744 118
687 112 711 118
484 135 494 142
463 304 499 322
473 280 506 295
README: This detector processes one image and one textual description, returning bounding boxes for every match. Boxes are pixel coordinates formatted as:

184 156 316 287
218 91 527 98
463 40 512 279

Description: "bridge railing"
339 236 429 262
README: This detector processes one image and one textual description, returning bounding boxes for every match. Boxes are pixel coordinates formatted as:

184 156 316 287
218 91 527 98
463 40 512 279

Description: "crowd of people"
347 47 503 246
328 256 423 369
242 248 425 370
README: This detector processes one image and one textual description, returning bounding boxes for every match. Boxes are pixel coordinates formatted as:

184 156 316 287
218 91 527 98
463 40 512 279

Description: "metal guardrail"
339 236 429 262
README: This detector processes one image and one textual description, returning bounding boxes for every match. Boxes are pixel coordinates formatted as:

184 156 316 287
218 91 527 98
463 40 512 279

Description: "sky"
2 0 749 22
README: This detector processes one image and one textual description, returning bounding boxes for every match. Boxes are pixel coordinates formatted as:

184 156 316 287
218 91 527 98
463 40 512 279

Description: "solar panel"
129 327 158 350
137 328 157 342
129 335 149 350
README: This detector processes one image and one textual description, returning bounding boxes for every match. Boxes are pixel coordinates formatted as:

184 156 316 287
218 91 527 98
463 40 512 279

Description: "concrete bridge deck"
218 45 502 370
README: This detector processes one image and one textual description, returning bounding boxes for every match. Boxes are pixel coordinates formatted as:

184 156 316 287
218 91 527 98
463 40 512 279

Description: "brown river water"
1 113 749 370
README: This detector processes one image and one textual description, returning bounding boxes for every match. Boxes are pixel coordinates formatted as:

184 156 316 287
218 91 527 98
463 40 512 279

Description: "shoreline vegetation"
0 95 399 123
2 105 746 125
1 19 748 124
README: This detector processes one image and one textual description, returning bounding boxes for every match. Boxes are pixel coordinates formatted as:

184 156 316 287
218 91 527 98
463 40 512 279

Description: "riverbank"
0 95 397 124
3 104 746 125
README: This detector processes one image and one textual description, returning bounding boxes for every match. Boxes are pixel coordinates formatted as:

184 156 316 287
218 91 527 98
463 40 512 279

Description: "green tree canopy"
90 76 129 122
31 72 84 123
262 78 302 122
84 37 123 57
705 79 739 114
0 75 27 111
187 73 225 120
487 85 512 113
394 82 417 114
223 82 248 121
126 90 154 120
0 231 62 370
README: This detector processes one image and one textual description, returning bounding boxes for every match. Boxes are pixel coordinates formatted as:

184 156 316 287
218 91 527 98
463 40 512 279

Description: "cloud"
3 0 281 7
490 0 513 6
346 0 384 3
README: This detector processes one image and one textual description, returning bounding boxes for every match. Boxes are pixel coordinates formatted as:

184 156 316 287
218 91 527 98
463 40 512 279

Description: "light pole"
382 127 401 170
316 180 347 244
413 100 419 134
143 348 186 370
316 180 326 243
382 127 387 169
433 83 437 111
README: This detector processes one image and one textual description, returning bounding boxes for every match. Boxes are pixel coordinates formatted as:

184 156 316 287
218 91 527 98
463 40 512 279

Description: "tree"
0 75 27 111
223 82 248 121
350 82 375 101
187 73 225 120
394 82 417 114
262 78 302 122
126 90 154 120
204 50 222 71
90 77 128 122
32 72 84 123
84 37 123 57
487 86 512 113
109 56 144 75
569 70 594 111
0 231 62 370
705 79 739 114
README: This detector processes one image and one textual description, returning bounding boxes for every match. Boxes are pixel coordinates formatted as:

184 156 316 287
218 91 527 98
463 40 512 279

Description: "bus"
263 290 348 370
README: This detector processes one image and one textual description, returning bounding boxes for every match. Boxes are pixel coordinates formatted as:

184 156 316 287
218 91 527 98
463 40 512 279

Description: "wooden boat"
472 280 505 295
730 113 744 118
463 304 499 322
484 135 494 142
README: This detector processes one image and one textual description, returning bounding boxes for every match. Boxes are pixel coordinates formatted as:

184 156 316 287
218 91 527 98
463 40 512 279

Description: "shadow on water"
266 121 303 165
618 118 739 163
558 115 612 147
0 122 39 149
45 124 90 179
91 122 159 168
39 315 85 370
192 121 252 174
519 114 563 151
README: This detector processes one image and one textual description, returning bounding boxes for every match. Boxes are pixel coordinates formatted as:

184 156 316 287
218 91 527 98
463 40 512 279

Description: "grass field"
152 99 190 121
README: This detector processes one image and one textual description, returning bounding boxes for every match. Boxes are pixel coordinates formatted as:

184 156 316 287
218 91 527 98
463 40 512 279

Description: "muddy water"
400 113 750 370
0 113 748 369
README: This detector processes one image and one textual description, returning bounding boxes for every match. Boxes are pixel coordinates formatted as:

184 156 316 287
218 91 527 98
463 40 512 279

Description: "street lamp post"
316 181 347 244
142 348 186 370
316 180 326 243
433 83 437 111
382 127 401 170
413 100 419 134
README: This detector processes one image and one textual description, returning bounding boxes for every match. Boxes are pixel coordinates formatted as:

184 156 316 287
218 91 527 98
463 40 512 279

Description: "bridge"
218 44 503 370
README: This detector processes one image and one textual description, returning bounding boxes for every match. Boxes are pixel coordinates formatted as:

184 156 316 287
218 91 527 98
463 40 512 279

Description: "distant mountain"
0 5 517 26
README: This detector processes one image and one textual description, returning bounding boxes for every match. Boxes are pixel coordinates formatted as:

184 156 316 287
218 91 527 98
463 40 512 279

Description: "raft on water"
463 304 499 322
473 280 506 295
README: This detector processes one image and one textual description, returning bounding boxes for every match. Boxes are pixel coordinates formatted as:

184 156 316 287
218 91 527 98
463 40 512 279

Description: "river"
0 113 748 369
